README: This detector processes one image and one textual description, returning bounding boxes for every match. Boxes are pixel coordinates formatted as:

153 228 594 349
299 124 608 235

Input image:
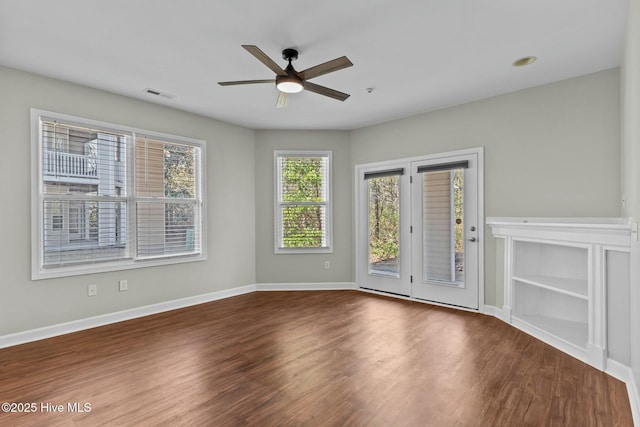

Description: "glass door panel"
368 175 400 277
422 168 464 286
412 154 479 309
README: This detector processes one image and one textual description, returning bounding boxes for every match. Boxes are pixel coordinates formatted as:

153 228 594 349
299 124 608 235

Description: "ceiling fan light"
276 79 303 93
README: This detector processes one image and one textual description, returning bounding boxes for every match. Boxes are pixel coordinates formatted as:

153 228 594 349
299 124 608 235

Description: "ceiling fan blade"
218 79 275 86
298 56 353 80
275 91 289 109
242 45 288 76
304 82 350 101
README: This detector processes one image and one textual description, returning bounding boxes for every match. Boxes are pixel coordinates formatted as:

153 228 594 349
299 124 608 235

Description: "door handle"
467 237 477 242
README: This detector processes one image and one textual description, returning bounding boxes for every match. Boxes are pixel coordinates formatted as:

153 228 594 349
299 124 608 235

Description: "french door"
356 149 482 310
356 161 412 296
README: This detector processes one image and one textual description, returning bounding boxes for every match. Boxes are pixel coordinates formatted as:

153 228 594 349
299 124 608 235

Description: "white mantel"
488 217 635 246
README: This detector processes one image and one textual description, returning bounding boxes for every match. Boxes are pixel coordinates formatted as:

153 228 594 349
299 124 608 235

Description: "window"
274 150 332 254
31 109 206 279
52 215 63 230
135 136 202 259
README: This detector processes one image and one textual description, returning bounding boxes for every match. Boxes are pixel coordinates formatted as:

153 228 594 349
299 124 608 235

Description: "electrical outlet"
119 279 128 292
324 261 330 269
87 284 97 296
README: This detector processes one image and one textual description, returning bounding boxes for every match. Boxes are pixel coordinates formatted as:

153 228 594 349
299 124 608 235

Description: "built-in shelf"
488 217 633 370
511 275 587 300
513 279 588 348
514 314 588 350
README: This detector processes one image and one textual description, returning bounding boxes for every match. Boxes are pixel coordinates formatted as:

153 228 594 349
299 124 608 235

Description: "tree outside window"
275 151 332 253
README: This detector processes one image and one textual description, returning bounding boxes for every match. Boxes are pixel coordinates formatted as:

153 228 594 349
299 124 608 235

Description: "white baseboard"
0 284 256 349
605 359 640 426
630 371 640 427
482 305 505 319
606 358 631 382
256 282 356 291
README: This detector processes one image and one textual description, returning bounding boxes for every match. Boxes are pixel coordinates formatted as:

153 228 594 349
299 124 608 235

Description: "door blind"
417 160 469 174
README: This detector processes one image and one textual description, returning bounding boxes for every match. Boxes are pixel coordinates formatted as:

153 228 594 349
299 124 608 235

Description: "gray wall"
1 64 625 348
0 66 256 336
622 0 640 397
254 130 352 283
351 69 622 307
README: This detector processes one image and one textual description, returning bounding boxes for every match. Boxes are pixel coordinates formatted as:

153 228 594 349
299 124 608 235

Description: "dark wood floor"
0 291 633 426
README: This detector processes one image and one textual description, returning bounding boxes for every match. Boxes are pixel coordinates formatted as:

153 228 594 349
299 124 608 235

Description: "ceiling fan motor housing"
282 48 299 62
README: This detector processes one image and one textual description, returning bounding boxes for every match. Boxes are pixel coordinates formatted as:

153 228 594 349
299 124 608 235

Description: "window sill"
32 253 207 280
274 247 333 255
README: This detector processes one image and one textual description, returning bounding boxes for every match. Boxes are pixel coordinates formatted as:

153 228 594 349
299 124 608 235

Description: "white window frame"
274 150 333 254
31 109 207 280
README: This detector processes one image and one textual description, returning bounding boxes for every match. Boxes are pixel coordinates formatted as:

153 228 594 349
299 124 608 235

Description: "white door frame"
355 147 485 312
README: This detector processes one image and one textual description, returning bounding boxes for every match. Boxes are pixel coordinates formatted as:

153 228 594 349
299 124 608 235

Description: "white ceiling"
0 0 629 130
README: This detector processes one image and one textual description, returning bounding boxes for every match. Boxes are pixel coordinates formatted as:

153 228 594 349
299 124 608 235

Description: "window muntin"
274 151 332 254
32 110 205 279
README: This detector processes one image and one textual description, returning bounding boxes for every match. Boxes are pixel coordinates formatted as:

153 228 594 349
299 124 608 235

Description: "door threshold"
359 287 409 298
413 296 479 312
359 287 479 313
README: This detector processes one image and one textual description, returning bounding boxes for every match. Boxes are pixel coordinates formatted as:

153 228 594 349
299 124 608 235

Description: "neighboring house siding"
423 170 454 282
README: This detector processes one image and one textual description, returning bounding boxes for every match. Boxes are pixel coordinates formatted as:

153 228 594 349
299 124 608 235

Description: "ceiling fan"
218 45 353 108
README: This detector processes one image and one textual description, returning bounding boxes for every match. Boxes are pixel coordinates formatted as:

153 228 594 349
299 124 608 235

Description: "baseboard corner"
482 305 505 320
605 358 631 382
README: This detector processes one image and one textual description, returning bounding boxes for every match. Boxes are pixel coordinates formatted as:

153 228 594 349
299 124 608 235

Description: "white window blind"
41 121 130 268
274 151 332 253
32 110 206 279
135 137 202 259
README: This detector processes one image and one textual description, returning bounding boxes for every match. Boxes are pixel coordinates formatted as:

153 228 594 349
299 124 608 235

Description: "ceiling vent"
144 88 176 99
